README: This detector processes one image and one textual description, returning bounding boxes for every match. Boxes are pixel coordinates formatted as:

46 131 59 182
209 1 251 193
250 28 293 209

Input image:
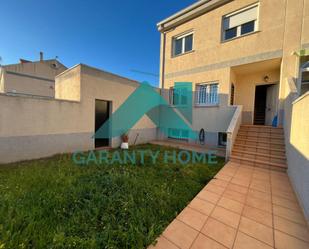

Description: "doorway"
95 99 110 148
254 84 279 126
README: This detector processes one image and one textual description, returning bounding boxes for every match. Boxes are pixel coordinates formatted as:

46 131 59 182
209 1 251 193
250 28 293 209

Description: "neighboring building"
0 63 157 163
0 53 67 97
158 0 309 223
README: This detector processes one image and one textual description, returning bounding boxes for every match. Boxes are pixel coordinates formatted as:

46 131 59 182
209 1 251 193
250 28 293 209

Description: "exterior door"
95 100 110 148
265 84 279 126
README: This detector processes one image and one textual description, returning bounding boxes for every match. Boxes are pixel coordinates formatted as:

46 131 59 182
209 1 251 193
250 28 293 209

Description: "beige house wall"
159 0 307 127
161 0 286 88
302 0 309 46
0 65 156 163
55 66 81 101
234 68 281 124
1 60 66 97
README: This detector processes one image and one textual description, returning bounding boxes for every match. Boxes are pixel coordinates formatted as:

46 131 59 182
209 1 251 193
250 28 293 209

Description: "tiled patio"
149 162 309 249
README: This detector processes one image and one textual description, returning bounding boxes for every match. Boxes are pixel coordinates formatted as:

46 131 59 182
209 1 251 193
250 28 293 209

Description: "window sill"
194 104 220 108
172 50 195 58
169 104 189 108
221 30 260 43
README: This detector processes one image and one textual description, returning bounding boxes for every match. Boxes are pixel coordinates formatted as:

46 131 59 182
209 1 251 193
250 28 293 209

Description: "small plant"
121 133 129 142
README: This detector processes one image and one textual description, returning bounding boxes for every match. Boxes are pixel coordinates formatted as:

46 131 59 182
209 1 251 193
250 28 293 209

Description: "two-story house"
157 0 309 224
158 0 308 143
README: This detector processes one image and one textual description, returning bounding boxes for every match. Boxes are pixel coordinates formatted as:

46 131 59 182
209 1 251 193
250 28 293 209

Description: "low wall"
0 93 91 163
284 91 309 223
0 65 158 164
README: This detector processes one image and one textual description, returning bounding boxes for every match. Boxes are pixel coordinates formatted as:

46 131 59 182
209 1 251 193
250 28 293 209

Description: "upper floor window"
172 32 193 57
195 83 219 106
222 3 259 41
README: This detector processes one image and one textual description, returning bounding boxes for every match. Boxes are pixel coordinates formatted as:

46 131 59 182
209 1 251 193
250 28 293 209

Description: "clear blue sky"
0 0 194 86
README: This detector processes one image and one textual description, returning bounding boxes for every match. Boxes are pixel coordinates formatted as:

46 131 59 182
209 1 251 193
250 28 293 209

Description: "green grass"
0 144 224 249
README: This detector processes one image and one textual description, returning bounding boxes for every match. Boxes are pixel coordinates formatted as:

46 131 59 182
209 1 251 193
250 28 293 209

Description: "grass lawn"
0 144 225 249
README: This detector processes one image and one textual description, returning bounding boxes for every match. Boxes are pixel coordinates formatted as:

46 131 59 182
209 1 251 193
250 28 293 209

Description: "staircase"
230 125 287 171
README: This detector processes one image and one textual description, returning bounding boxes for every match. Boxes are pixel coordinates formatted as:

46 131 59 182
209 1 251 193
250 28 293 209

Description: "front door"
265 84 279 126
254 85 268 125
95 99 110 148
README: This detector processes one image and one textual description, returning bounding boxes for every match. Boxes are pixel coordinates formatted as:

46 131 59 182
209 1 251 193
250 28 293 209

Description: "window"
169 87 188 106
168 128 189 140
195 83 219 106
222 4 259 41
172 32 193 56
218 132 227 147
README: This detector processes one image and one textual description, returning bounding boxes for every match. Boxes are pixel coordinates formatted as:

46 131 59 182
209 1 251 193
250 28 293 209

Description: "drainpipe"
160 32 166 90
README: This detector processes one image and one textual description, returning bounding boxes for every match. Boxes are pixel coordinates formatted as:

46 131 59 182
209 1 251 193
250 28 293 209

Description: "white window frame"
195 82 219 106
172 31 194 57
222 3 259 42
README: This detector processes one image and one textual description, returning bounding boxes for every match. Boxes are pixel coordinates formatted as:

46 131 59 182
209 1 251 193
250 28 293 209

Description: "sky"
0 0 195 86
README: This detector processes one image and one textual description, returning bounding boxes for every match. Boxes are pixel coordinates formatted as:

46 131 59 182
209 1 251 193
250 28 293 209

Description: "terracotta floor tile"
274 215 309 242
190 233 227 249
223 189 246 203
243 205 273 227
177 207 208 231
148 236 179 249
220 168 237 177
215 173 232 182
198 189 221 204
272 196 301 211
273 205 306 225
251 179 271 188
204 184 226 195
217 196 244 214
226 183 248 194
233 173 252 181
271 184 294 194
230 177 251 187
239 217 274 247
201 217 237 248
163 219 198 249
246 195 272 213
189 198 215 216
272 189 296 201
210 206 241 228
211 178 229 188
252 173 270 182
233 232 273 249
247 189 271 202
274 230 309 249
250 182 271 193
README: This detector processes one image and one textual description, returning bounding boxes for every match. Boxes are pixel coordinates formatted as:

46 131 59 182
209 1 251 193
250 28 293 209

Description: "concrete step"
237 131 284 140
240 125 283 134
236 137 285 146
230 155 287 171
233 143 286 156
232 149 286 160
